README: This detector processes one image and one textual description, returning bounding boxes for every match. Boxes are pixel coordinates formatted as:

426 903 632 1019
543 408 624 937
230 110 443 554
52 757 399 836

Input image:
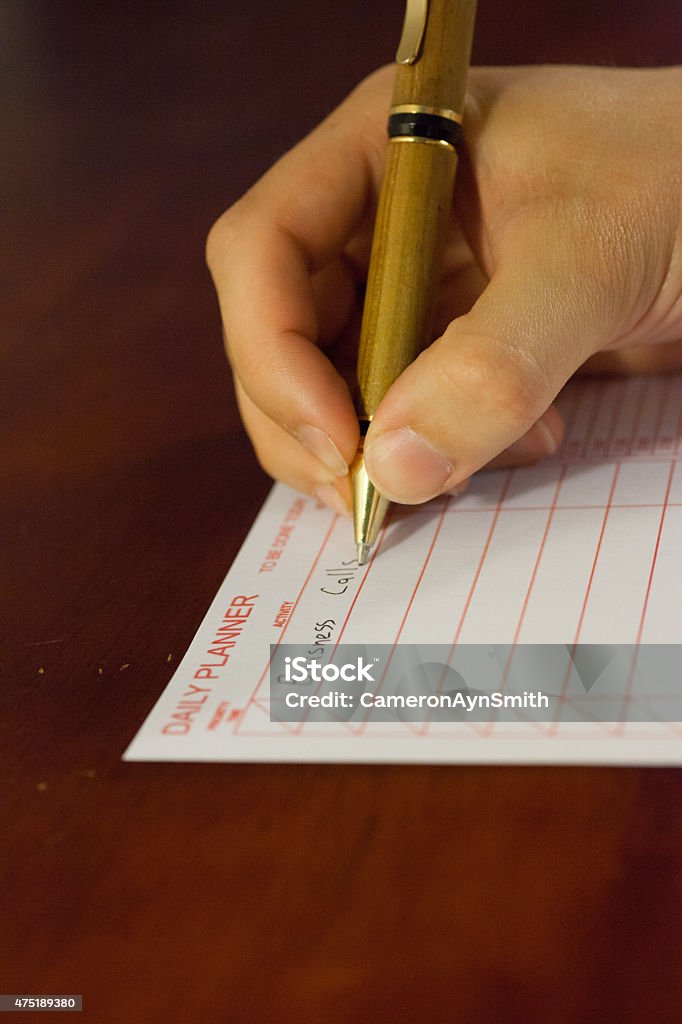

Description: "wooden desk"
2 2 680 1019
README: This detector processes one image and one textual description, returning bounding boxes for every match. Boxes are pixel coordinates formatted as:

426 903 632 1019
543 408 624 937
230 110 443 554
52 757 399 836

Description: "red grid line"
442 502 682 512
573 462 621 645
634 460 676 646
480 465 568 738
614 457 677 735
544 378 627 736
545 462 621 738
451 470 514 648
511 466 569 640
352 496 451 737
414 470 514 739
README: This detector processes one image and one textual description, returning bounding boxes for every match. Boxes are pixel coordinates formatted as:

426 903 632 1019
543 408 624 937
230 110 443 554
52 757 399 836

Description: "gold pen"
352 0 477 565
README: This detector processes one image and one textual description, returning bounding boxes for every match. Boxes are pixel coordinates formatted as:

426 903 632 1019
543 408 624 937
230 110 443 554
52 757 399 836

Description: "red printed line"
559 454 682 466
512 465 568 646
452 470 513 647
418 470 514 739
443 501 680 513
479 465 568 738
393 501 450 643
546 461 621 737
354 495 451 737
614 459 677 734
573 462 621 644
634 459 676 645
628 384 682 652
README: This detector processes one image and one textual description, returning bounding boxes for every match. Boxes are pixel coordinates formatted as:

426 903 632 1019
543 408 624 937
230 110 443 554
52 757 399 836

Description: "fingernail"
534 419 559 454
507 419 558 460
296 425 348 476
314 483 351 518
446 477 471 497
365 427 453 504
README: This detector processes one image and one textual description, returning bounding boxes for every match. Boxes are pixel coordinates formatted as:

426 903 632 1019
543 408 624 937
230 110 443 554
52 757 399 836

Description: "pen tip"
356 542 371 566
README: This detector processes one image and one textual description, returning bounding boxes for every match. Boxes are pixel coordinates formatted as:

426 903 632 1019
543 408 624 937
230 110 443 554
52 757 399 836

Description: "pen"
352 0 477 565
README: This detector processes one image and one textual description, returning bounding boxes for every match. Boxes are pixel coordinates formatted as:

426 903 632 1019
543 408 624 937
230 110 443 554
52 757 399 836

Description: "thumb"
364 223 612 503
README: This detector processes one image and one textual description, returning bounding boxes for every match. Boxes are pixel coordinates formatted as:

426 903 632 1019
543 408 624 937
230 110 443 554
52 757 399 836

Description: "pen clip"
395 0 429 65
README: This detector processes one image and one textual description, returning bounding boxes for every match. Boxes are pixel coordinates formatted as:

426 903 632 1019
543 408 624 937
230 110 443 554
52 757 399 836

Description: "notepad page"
124 373 682 765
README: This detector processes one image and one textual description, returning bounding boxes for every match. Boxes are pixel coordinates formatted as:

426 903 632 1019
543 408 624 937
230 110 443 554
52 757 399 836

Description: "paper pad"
124 374 682 765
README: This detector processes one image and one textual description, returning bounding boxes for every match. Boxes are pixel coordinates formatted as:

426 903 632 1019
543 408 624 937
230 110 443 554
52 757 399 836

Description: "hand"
206 65 682 511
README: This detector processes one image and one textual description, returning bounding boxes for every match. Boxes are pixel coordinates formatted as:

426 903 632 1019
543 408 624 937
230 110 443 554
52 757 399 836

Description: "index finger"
206 68 392 470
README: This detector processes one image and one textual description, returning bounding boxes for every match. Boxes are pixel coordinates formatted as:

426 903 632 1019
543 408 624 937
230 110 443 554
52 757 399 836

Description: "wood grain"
1 2 680 1021
357 138 456 414
358 0 476 415
394 0 477 110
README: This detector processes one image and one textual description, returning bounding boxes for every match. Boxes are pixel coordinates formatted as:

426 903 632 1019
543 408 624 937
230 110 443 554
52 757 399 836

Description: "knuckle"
434 329 549 431
205 198 249 272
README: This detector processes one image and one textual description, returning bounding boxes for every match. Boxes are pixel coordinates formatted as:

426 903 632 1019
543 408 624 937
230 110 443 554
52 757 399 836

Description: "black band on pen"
358 418 371 438
387 112 462 147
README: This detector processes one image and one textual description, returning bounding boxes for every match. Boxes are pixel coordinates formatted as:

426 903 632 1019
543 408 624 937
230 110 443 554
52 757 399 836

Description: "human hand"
206 65 682 511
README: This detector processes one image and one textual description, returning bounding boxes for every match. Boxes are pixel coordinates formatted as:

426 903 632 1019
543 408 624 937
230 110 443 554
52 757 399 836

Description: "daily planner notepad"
124 374 682 765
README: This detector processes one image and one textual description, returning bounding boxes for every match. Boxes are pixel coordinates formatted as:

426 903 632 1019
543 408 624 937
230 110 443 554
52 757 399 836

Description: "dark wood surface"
2 2 680 1020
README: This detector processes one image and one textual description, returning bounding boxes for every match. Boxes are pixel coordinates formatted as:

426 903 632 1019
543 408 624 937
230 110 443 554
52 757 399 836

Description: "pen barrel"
356 136 457 416
356 0 476 417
